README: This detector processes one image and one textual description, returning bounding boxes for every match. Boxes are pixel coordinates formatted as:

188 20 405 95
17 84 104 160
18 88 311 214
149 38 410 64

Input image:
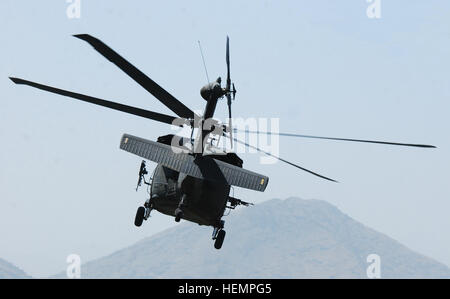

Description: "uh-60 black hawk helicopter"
9 34 435 249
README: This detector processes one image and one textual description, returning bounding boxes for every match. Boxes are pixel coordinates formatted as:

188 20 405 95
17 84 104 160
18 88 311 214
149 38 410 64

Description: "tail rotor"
225 36 237 148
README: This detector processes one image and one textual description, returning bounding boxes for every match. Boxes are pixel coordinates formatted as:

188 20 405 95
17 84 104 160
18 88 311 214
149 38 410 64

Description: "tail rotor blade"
225 36 234 148
227 94 233 148
226 36 231 91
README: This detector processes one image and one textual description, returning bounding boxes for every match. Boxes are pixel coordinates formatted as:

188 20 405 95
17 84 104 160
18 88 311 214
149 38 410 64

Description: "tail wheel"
214 230 226 249
135 206 145 227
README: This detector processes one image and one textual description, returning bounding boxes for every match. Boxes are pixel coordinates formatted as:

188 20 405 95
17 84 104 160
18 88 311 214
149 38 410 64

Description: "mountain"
0 258 30 279
54 198 450 278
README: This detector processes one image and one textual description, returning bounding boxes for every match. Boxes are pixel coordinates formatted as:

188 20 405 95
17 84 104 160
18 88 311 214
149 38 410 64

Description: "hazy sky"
1 1 449 277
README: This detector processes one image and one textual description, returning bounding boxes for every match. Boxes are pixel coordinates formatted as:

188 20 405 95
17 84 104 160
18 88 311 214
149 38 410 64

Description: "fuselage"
150 77 234 226
150 164 230 226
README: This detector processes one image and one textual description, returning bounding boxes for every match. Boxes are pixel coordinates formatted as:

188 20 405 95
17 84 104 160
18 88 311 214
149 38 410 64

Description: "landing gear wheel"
135 206 145 227
175 209 183 223
214 230 226 250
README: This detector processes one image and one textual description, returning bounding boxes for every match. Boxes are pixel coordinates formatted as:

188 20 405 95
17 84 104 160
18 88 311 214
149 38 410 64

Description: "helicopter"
9 34 435 249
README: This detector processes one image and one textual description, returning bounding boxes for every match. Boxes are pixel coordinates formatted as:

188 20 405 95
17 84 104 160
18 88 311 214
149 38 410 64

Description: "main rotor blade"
226 36 231 90
234 129 436 149
73 34 196 120
9 77 185 126
232 137 338 183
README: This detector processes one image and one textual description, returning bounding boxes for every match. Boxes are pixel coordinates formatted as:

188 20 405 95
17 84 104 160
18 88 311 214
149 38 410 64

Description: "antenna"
198 40 210 84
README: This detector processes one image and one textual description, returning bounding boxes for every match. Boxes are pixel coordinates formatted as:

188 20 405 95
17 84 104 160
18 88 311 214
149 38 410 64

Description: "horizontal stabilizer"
120 134 269 192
